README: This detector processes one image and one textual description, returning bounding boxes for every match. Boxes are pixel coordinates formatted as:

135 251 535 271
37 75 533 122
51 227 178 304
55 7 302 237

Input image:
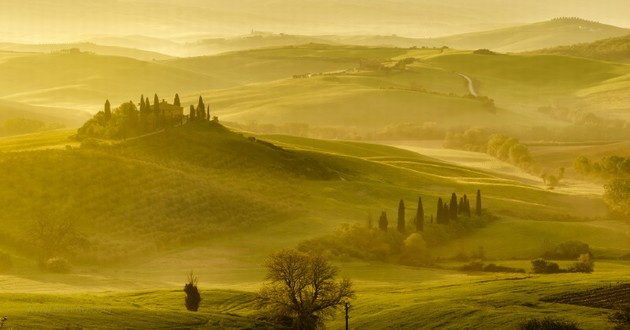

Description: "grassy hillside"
0 123 610 264
0 42 174 61
532 34 630 63
0 51 215 109
434 18 630 53
0 99 90 128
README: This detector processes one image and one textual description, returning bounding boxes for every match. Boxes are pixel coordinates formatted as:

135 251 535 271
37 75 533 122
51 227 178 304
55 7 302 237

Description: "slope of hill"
532 34 630 63
0 51 215 109
0 122 607 265
0 42 174 61
0 99 90 127
434 18 630 53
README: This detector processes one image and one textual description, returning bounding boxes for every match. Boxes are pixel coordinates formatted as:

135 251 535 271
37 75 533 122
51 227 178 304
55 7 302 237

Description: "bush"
609 305 630 330
46 257 72 273
543 241 591 260
568 254 594 273
0 251 11 272
184 272 201 312
518 317 581 330
531 259 563 274
459 261 525 273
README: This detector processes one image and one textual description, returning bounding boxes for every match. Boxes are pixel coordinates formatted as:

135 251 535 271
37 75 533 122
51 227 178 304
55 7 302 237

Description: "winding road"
458 73 478 97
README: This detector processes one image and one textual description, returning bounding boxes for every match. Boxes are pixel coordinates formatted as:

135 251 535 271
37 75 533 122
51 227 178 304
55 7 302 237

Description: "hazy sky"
1 0 630 43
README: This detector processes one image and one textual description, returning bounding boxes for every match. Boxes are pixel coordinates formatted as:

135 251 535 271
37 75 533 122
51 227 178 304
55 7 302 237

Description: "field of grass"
2 261 629 329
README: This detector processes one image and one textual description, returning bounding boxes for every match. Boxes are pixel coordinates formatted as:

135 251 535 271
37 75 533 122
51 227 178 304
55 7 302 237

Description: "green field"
1 122 628 328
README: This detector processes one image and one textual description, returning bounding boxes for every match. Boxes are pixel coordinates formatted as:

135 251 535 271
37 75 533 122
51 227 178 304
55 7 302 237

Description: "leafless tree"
257 249 354 330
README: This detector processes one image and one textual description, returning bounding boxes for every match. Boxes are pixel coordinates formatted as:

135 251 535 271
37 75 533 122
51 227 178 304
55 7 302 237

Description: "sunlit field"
2 2 630 329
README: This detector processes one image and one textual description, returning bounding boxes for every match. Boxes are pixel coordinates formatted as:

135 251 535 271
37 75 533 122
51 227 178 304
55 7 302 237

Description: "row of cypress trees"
378 190 482 233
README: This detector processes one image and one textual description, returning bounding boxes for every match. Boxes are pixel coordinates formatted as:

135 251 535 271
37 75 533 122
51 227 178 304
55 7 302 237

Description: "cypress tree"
464 194 471 217
189 105 195 121
449 193 458 221
104 99 111 121
397 199 405 234
145 97 150 111
174 93 181 107
206 104 210 121
197 96 205 120
437 198 443 224
476 189 482 216
416 196 424 232
443 203 450 224
154 94 160 113
378 211 388 232
140 95 146 113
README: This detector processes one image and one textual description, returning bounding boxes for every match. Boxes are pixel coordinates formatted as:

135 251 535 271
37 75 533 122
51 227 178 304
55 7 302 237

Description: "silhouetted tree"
206 104 210 121
397 200 405 234
184 272 201 311
139 95 146 112
378 211 388 232
196 96 206 120
463 194 471 217
104 99 111 121
443 204 450 224
153 94 160 114
189 105 195 121
449 193 458 221
436 198 444 224
415 197 424 232
476 189 482 216
257 249 354 330
174 93 181 107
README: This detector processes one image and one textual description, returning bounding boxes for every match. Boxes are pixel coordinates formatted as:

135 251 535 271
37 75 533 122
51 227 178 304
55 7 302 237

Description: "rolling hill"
0 42 174 61
0 122 609 264
533 33 630 63
174 18 630 56
0 51 216 110
431 17 630 53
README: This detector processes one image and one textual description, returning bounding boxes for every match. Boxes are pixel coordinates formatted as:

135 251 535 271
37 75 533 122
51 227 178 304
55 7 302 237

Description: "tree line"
378 189 482 234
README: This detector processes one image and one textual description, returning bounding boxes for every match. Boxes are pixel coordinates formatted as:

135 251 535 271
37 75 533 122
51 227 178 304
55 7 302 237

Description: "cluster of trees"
299 189 493 268
78 94 213 140
574 156 630 216
537 106 630 141
378 190 482 233
574 155 630 178
445 128 566 187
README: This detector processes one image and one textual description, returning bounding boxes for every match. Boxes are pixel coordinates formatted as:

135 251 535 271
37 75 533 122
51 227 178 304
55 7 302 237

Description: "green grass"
4 262 629 329
0 128 77 152
0 289 274 329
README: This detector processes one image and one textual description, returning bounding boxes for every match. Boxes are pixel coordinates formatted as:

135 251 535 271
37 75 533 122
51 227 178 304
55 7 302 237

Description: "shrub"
459 261 525 273
184 272 201 312
518 317 581 330
568 254 594 273
543 241 591 260
609 305 630 330
46 257 72 273
531 259 563 274
0 251 11 272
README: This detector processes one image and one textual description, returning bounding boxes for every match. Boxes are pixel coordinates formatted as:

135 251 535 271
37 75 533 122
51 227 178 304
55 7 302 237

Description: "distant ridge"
532 33 630 63
172 18 630 56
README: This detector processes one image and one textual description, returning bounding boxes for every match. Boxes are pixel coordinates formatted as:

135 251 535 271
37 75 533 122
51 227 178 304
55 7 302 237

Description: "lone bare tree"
257 249 354 330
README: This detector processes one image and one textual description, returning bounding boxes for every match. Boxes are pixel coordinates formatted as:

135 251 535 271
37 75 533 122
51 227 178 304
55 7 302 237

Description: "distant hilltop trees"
550 17 600 25
78 93 215 140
